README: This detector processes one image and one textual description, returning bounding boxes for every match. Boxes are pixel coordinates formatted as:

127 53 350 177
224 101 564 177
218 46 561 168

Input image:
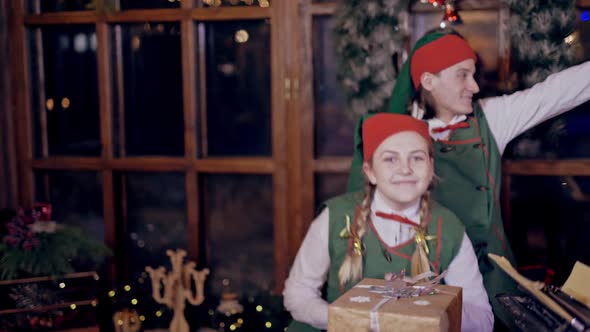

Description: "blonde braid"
411 191 433 277
338 182 375 287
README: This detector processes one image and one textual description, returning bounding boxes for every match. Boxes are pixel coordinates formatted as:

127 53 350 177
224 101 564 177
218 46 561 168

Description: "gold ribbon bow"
414 230 437 255
339 215 363 256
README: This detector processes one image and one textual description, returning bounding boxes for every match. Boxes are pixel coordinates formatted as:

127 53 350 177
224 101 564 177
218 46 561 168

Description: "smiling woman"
284 113 492 332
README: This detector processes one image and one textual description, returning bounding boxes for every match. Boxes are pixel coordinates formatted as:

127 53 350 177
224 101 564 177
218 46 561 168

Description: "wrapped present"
328 278 462 332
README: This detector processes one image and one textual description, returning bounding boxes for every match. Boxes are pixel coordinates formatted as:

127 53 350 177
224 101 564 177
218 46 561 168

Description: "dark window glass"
200 20 271 157
28 0 96 13
29 25 100 157
113 23 184 156
203 174 273 295
315 173 348 210
118 0 180 10
122 172 187 279
312 17 354 158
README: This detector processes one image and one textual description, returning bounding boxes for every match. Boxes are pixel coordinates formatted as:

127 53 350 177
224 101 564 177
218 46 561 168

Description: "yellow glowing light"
208 309 214 316
108 290 116 297
70 304 77 310
131 35 141 50
124 285 131 291
59 282 66 288
91 300 97 307
61 97 70 109
234 29 249 43
265 321 272 328
117 319 124 326
131 298 138 305
564 33 576 44
46 98 54 111
259 0 269 7
256 305 263 312
230 324 237 331
156 310 162 317
139 315 146 321
237 318 244 324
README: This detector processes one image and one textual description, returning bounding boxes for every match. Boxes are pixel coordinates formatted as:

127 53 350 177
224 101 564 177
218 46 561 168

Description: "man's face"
362 131 433 211
425 59 480 122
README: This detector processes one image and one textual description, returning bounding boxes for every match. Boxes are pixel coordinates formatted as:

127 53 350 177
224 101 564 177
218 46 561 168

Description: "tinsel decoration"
333 0 411 116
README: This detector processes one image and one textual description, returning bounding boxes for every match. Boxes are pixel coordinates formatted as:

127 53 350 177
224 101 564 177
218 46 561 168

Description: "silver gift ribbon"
370 297 394 332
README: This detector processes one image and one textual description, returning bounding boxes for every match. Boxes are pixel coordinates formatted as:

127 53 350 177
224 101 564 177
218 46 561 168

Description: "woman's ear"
420 72 436 91
362 161 377 185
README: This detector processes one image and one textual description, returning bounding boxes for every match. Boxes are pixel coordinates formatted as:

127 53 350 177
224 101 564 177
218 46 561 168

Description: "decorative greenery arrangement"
333 0 410 116
504 0 580 88
0 208 110 280
503 0 581 157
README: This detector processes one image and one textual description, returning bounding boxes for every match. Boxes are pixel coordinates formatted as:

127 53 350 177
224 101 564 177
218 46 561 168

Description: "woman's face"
363 131 434 211
423 58 480 122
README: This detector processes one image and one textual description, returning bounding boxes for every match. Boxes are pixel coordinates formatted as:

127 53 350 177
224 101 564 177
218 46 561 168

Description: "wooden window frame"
11 0 590 295
10 0 292 293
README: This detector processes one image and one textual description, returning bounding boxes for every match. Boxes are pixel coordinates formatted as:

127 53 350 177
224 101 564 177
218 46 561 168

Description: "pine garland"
0 226 111 280
504 0 581 157
333 0 410 116
505 0 580 88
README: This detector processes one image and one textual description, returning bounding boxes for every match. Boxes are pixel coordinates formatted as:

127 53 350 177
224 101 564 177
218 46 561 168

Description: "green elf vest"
287 191 465 332
346 105 519 329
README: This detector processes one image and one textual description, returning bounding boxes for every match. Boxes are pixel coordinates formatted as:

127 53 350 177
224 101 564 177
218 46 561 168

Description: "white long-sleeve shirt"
429 61 590 152
283 190 493 332
482 61 590 154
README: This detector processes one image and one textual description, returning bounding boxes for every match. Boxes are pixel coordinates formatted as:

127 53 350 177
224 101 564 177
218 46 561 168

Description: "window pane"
203 174 273 295
122 172 187 279
27 0 96 13
312 17 354 158
34 171 104 242
201 20 271 156
29 25 100 157
508 175 590 284
201 0 270 7
113 23 184 156
315 173 348 210
118 0 180 10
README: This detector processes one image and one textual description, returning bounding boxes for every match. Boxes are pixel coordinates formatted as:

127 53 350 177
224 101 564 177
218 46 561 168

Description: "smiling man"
347 29 590 330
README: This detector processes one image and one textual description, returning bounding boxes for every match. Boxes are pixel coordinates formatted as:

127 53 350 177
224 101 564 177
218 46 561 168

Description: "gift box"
328 278 462 332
